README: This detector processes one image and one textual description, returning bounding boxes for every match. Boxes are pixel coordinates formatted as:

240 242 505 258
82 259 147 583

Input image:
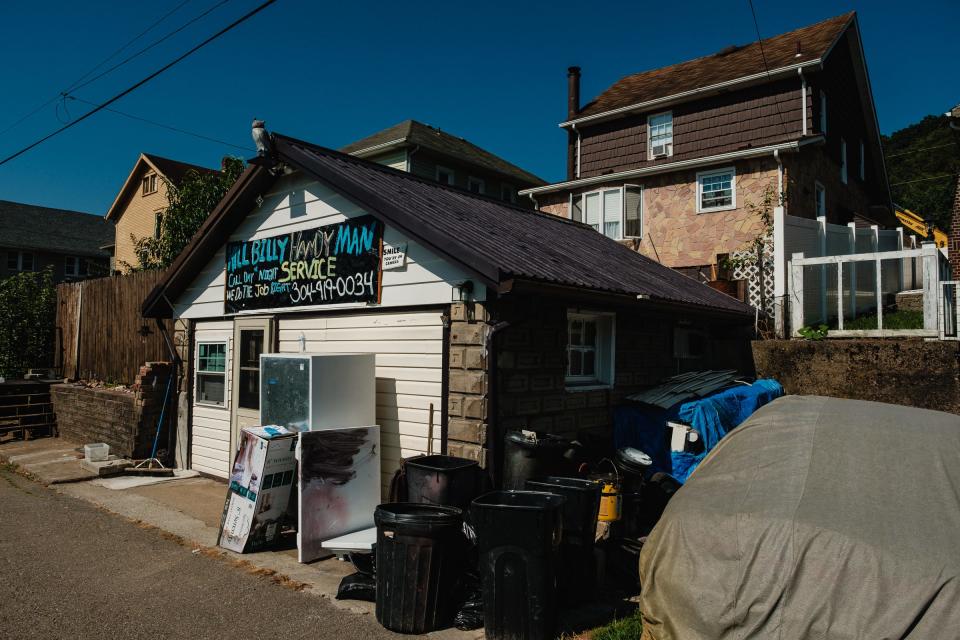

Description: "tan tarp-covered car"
639 395 960 639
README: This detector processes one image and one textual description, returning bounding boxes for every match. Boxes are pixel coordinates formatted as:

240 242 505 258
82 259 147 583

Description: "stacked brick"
50 362 173 459
447 302 490 466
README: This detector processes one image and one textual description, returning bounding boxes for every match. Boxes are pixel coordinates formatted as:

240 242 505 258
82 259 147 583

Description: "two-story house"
520 12 893 280
105 153 217 272
341 119 546 204
0 200 111 283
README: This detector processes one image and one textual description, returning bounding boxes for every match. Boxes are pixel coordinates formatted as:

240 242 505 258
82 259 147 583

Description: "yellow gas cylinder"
598 482 622 522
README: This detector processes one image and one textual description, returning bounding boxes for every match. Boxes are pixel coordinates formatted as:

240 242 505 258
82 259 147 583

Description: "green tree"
883 114 960 230
131 157 245 269
0 268 56 378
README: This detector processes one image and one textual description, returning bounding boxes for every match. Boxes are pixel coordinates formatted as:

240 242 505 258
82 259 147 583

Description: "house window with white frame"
840 138 847 184
815 182 826 218
820 91 827 133
154 210 164 239
566 311 615 389
64 256 88 278
697 167 736 212
467 176 485 194
570 185 643 240
7 251 35 272
647 112 673 158
500 184 516 203
142 173 158 196
436 166 455 185
196 342 227 406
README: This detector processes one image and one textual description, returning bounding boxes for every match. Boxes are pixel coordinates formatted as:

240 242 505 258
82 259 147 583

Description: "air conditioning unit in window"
651 143 671 158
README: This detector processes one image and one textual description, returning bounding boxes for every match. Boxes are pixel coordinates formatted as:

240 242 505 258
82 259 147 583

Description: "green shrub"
0 268 56 378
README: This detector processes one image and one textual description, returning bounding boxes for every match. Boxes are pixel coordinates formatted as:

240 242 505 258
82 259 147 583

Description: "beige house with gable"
105 153 216 272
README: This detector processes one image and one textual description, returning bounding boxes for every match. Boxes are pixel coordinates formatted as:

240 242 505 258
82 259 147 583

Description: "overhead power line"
0 0 193 138
889 174 957 187
885 141 958 159
67 95 253 152
746 0 790 137
0 0 277 168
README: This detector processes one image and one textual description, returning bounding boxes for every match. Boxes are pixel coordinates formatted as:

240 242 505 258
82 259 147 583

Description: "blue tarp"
613 379 784 483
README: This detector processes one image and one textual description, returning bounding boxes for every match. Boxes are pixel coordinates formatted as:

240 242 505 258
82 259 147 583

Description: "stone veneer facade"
538 157 779 269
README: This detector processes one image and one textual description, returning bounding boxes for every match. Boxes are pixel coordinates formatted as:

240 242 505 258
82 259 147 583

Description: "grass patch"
587 609 643 640
842 309 923 330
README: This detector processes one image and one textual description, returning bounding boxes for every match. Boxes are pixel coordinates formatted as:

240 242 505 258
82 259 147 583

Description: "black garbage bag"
453 569 484 630
336 572 376 602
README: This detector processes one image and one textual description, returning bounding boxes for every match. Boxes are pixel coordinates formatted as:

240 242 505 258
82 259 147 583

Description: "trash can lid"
404 455 479 472
526 477 601 493
375 503 463 527
471 490 566 511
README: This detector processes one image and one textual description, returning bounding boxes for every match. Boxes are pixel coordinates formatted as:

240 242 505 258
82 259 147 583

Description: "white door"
230 316 274 452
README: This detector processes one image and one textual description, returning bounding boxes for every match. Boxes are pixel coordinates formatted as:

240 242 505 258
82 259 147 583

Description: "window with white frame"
64 256 88 277
566 311 615 388
467 176 485 194
647 111 673 158
7 251 35 272
196 342 227 406
860 139 867 180
840 138 847 184
154 210 164 239
820 91 827 133
815 182 826 218
142 173 158 196
500 184 516 203
436 166 455 185
570 186 642 240
697 167 736 212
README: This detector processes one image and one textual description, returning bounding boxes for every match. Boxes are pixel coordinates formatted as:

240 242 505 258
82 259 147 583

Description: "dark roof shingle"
575 13 853 119
0 200 112 257
341 119 546 187
279 135 750 315
144 153 217 184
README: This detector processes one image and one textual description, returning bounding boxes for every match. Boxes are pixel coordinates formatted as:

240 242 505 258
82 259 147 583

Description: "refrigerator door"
261 356 311 431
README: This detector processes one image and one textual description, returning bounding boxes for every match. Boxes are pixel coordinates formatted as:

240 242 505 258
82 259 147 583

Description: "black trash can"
525 477 602 603
502 431 570 490
615 448 654 538
375 503 465 634
405 455 481 511
470 490 565 640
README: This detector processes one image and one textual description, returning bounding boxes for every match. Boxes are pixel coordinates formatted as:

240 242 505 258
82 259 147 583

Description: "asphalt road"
0 465 400 640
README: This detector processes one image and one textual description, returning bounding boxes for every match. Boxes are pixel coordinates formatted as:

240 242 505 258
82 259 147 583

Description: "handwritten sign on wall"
225 215 383 313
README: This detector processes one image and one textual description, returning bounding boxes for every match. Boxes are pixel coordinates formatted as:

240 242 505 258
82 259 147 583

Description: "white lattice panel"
732 239 775 316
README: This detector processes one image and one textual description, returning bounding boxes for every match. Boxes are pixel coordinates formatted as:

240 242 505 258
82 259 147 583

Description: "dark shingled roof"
0 200 112 257
576 13 853 119
340 119 547 187
144 134 752 318
143 153 217 184
280 135 750 314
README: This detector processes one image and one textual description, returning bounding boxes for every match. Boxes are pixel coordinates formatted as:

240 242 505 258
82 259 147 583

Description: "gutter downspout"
572 123 581 179
486 318 511 488
527 193 539 210
405 144 420 172
798 68 808 136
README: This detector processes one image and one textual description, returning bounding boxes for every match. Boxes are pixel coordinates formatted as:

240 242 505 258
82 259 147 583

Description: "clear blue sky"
0 0 956 215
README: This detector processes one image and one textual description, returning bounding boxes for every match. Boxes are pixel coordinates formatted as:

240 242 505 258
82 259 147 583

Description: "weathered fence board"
56 271 172 384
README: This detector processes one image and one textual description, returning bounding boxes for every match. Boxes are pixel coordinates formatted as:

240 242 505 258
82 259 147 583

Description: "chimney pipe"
567 66 581 180
567 66 581 119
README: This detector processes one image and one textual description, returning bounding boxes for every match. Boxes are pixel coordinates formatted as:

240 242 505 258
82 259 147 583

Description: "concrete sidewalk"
0 436 481 640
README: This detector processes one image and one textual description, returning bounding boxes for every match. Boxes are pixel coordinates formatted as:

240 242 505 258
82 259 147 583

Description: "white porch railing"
789 243 945 338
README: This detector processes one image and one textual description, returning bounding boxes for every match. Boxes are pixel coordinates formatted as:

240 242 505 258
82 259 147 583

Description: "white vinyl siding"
647 111 673 158
190 320 233 478
172 173 476 319
370 149 407 171
277 311 443 491
697 167 736 213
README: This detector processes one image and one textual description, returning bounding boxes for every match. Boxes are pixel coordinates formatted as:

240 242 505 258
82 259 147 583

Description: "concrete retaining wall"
753 339 960 414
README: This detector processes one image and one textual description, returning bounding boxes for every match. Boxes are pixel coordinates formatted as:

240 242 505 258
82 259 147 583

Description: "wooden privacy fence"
56 270 173 384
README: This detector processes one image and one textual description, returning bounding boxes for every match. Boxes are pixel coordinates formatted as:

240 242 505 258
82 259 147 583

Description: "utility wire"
885 141 958 159
67 95 253 152
747 0 790 136
889 174 956 187
0 0 193 138
68 0 232 95
0 0 277 168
